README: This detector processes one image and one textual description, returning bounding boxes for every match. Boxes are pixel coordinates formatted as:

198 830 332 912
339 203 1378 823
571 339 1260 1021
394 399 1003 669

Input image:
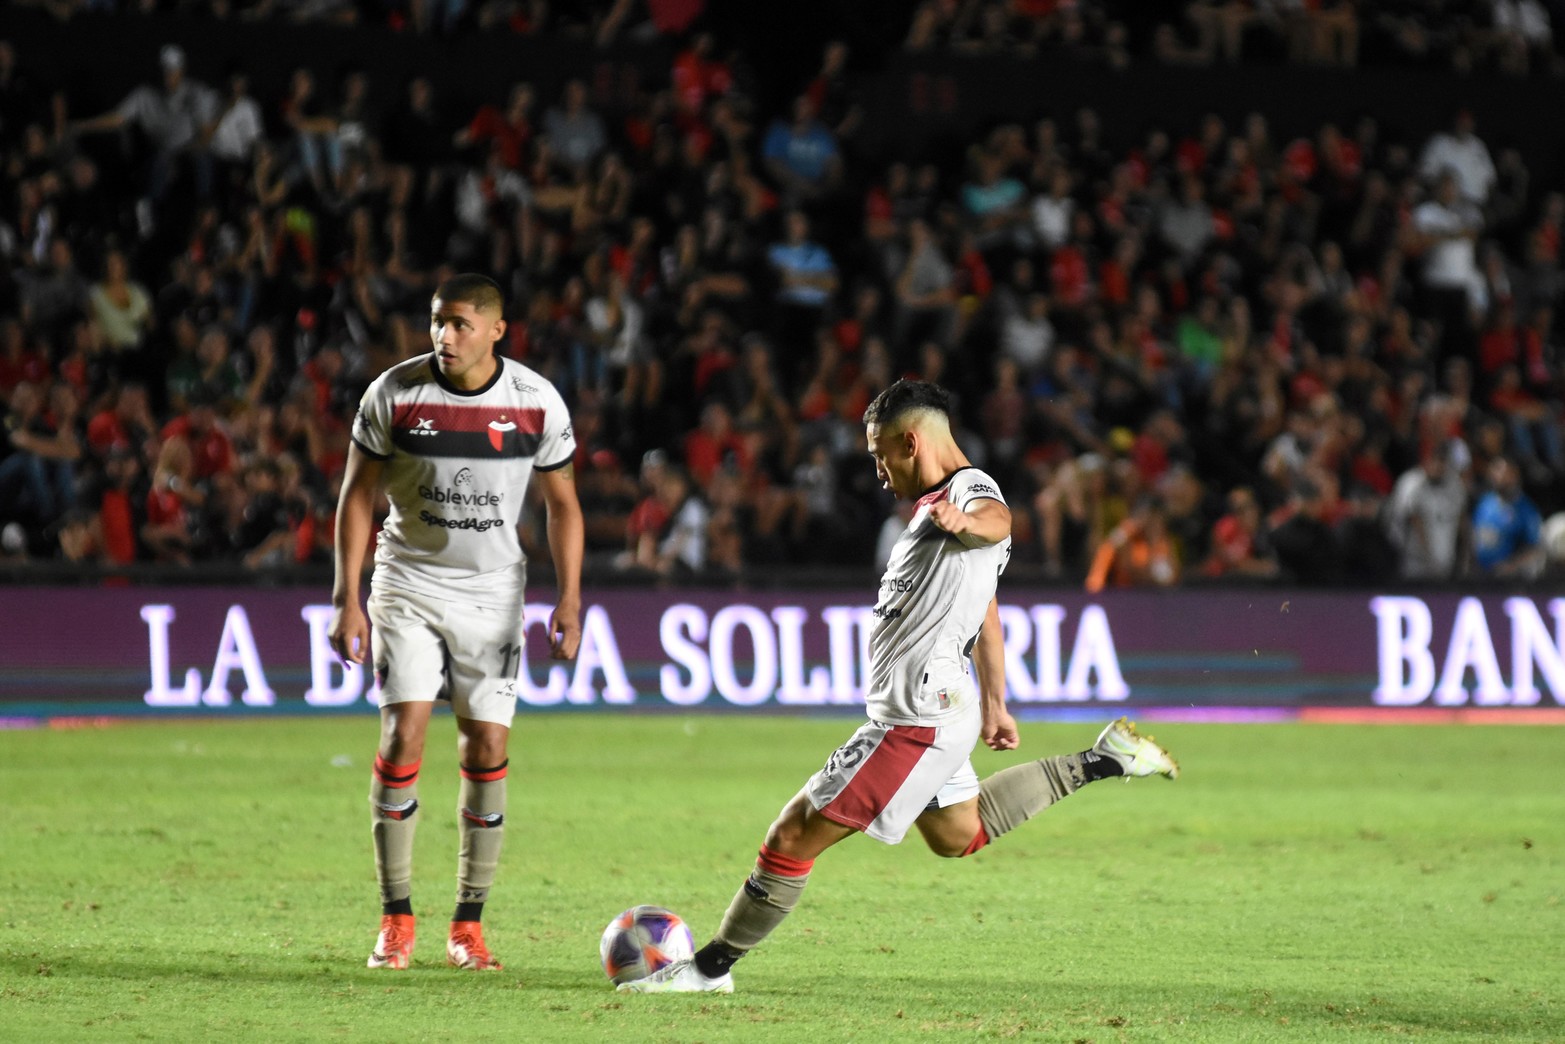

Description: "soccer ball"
599 905 695 985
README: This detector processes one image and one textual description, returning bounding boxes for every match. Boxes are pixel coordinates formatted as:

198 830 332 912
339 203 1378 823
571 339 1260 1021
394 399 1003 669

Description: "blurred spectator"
0 320 51 397
69 45 220 209
1486 363 1565 482
1410 170 1485 326
227 458 299 569
86 382 155 458
639 464 708 577
455 82 535 171
1158 175 1215 267
874 499 916 572
1418 109 1496 206
280 67 340 196
683 400 748 490
1384 445 1466 580
1085 493 1180 593
20 239 89 343
1268 479 1343 583
762 95 841 204
1030 167 1074 252
1472 456 1546 577
1491 0 1555 74
143 434 201 564
208 70 265 178
62 446 142 567
0 381 82 539
768 210 838 349
888 218 957 355
543 79 607 174
961 145 1029 257
88 249 153 353
1203 485 1279 579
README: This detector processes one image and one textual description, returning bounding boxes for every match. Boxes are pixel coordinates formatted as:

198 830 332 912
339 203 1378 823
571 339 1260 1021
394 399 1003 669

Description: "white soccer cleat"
615 957 734 994
1093 717 1179 780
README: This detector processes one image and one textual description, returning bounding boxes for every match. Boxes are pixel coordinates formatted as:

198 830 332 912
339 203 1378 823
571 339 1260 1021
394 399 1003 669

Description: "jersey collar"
429 353 503 397
918 464 976 499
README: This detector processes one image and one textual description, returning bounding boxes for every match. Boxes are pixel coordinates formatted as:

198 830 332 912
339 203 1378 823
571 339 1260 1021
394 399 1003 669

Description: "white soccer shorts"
367 587 524 726
805 704 982 844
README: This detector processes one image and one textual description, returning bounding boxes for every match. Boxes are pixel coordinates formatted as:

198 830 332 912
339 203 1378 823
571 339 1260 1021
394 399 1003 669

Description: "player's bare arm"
329 442 385 664
972 597 1018 751
929 497 1012 547
537 460 585 660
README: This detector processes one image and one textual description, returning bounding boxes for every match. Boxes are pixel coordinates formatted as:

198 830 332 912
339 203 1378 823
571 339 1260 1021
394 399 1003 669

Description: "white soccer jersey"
866 466 1011 727
352 353 575 608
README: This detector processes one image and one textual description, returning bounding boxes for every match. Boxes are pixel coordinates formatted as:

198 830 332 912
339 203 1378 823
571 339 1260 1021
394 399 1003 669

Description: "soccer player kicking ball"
619 379 1177 994
329 274 584 971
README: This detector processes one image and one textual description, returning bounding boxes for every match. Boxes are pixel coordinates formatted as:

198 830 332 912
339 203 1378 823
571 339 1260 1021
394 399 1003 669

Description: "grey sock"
712 862 812 954
456 769 507 905
976 754 1092 841
370 769 419 906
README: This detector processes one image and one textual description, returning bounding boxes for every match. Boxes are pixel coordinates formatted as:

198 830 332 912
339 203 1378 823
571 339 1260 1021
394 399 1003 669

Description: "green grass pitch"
1 715 1561 1042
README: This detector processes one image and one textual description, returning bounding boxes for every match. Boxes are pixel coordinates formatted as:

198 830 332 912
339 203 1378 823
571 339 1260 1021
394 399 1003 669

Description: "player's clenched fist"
927 500 970 535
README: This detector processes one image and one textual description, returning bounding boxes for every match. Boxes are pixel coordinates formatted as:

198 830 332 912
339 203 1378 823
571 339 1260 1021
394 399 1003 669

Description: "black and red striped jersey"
352 352 575 607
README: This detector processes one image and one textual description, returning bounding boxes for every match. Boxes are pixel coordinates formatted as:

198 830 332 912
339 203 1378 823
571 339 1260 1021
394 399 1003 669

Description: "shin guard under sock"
699 845 814 975
371 755 421 908
456 761 508 906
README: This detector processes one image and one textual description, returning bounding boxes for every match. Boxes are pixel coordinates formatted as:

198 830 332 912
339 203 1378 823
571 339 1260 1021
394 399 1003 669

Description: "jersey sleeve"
533 379 577 472
351 376 395 460
950 468 1007 512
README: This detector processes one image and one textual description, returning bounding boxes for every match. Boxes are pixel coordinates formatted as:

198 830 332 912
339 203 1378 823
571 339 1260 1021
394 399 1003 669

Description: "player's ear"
491 317 506 345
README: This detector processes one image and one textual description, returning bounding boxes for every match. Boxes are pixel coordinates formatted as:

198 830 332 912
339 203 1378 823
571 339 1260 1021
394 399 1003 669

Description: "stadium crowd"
1 5 1562 587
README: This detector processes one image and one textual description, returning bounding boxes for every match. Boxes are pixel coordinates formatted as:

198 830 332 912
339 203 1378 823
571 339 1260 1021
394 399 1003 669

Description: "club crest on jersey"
936 689 951 709
487 416 517 452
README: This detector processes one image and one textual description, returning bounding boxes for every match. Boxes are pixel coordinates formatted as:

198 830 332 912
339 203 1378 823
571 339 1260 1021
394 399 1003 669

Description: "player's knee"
763 807 817 858
456 720 508 767
922 824 975 858
763 816 802 856
379 712 426 762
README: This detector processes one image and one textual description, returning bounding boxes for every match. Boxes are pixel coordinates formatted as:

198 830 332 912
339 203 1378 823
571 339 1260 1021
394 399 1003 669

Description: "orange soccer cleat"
447 921 502 970
368 913 416 969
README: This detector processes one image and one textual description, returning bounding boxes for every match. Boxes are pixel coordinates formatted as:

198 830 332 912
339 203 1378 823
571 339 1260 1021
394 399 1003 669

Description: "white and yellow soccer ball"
599 905 695 985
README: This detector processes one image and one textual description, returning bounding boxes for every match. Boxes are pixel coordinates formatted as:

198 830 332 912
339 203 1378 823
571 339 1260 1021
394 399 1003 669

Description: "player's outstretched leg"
615 957 735 994
969 718 1177 849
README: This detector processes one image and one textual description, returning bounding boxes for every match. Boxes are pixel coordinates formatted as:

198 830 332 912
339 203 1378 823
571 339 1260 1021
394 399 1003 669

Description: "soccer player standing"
620 379 1177 994
329 274 583 971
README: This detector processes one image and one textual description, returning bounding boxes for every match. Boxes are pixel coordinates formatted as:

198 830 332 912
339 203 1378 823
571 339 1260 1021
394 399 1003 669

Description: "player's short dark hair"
863 379 951 429
433 273 504 316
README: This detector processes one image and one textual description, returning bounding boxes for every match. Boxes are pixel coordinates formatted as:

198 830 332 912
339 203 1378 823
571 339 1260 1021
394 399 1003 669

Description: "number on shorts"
834 736 872 772
497 642 521 679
